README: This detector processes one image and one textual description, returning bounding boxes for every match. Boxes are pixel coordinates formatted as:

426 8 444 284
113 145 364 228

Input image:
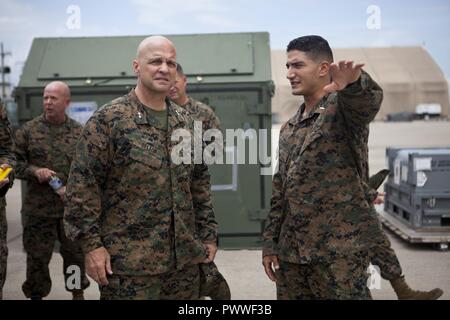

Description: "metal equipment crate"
384 147 450 229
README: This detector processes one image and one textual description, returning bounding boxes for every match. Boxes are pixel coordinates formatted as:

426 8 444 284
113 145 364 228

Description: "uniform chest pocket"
128 142 163 170
299 130 323 156
28 146 47 160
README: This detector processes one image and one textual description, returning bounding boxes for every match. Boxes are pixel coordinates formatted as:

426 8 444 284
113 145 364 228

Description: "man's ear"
132 59 139 75
319 61 330 77
65 98 71 109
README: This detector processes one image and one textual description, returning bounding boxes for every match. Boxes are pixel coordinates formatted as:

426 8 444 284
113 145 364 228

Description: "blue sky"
1 0 449 89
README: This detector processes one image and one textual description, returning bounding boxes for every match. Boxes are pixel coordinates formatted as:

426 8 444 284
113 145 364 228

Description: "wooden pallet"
375 205 450 247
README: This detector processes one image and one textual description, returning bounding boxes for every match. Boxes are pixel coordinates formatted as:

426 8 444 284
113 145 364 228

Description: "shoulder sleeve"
0 105 15 166
64 111 111 253
338 70 383 126
13 123 40 180
262 122 289 256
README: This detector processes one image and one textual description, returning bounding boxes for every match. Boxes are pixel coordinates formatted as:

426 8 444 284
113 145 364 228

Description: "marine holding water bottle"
13 81 90 300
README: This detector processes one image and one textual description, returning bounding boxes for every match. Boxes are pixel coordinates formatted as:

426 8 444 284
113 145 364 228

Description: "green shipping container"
14 32 274 249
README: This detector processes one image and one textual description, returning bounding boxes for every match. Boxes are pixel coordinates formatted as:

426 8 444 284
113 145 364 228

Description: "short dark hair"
287 35 333 63
176 63 184 76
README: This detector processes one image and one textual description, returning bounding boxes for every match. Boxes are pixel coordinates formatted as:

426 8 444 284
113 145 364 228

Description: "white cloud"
0 0 37 31
368 29 418 47
195 14 239 28
0 0 125 87
130 0 240 30
0 16 30 31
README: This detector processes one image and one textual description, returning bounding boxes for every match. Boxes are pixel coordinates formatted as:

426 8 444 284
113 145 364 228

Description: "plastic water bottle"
49 176 63 192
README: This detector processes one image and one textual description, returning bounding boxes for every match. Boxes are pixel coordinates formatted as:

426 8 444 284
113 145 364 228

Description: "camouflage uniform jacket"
263 70 384 263
184 97 221 132
64 89 218 276
14 114 82 218
0 100 16 201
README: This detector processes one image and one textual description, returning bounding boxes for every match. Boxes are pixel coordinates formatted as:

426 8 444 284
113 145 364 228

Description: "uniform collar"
40 113 69 127
181 96 193 108
288 94 329 126
128 89 186 128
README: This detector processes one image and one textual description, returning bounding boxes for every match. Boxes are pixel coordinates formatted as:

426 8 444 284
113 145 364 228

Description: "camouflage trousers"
369 230 403 281
276 251 372 300
22 215 90 298
0 202 7 300
100 263 200 300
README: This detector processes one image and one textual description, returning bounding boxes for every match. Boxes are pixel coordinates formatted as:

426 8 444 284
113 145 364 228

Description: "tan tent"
271 47 450 121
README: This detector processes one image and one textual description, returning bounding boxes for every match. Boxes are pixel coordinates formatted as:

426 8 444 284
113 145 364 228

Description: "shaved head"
133 35 178 99
44 81 71 99
43 81 71 124
136 36 176 60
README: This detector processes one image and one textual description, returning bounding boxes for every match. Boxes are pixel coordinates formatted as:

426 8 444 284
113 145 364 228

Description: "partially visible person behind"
368 170 443 300
14 81 89 300
169 63 229 300
169 63 221 132
0 98 15 300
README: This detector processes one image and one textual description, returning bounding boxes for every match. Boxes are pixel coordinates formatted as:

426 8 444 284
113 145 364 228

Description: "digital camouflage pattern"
368 169 389 191
0 203 6 299
14 114 88 298
367 173 442 299
100 263 200 300
263 70 386 299
21 215 89 298
369 224 402 280
263 70 386 265
64 89 218 276
263 70 384 262
367 169 402 280
199 261 231 300
101 262 231 300
263 72 402 298
183 97 221 132
0 100 15 167
0 100 15 299
182 97 230 299
14 114 83 218
276 251 371 300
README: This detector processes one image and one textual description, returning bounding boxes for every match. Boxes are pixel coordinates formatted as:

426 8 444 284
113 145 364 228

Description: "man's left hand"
202 243 217 263
373 192 386 205
323 60 364 93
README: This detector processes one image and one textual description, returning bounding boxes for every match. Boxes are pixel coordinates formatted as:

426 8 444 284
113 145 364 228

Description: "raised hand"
323 61 364 93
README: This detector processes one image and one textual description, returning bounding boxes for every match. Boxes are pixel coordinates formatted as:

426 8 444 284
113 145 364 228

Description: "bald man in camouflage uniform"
14 81 89 300
64 36 218 300
0 99 15 300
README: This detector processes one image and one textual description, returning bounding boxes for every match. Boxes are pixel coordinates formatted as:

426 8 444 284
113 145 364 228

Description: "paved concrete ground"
3 120 450 300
